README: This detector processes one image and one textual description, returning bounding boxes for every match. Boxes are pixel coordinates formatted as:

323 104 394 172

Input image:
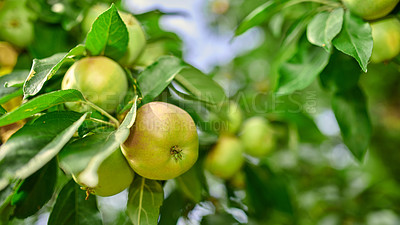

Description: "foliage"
0 0 400 224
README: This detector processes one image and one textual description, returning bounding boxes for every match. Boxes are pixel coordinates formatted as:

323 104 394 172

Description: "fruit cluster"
204 102 276 187
59 5 199 197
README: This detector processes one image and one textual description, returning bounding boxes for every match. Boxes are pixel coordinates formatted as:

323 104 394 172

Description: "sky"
124 0 264 73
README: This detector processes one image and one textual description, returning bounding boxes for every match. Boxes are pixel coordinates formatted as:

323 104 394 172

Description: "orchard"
0 0 400 224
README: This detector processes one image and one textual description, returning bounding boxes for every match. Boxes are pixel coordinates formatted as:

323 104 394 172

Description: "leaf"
59 96 138 187
0 70 28 104
307 8 344 51
0 106 5 116
332 11 372 72
173 67 226 105
85 4 129 61
23 45 86 98
48 179 102 225
0 89 85 126
137 56 186 104
158 190 185 225
320 50 362 92
127 177 164 225
332 86 371 161
0 112 87 191
235 1 284 36
175 166 202 203
11 159 57 219
244 162 294 218
276 40 330 95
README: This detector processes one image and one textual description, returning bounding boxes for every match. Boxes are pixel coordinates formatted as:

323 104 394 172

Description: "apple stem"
83 100 120 127
170 145 183 162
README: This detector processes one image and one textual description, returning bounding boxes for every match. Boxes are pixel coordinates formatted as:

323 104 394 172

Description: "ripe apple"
121 102 199 180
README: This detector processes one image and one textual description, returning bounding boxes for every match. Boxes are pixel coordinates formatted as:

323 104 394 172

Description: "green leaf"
85 4 129 61
0 106 5 116
235 1 284 36
23 45 86 98
11 159 57 219
48 179 102 225
307 8 344 51
59 96 137 187
137 56 186 104
175 166 202 203
320 50 362 92
332 11 372 72
158 190 185 225
0 112 87 191
173 67 226 105
0 70 28 104
244 162 294 218
332 86 371 161
127 177 164 225
0 89 85 127
276 40 330 95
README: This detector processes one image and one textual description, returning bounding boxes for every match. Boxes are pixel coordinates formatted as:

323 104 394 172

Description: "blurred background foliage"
1 0 400 224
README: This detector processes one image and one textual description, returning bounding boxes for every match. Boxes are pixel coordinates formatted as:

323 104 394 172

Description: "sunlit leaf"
85 4 129 61
23 45 86 98
0 112 86 191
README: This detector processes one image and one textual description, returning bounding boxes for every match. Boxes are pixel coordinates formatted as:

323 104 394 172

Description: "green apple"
240 116 275 157
342 0 399 20
61 56 128 113
209 101 243 135
122 102 199 180
73 148 135 197
204 135 244 180
370 17 400 63
0 4 34 48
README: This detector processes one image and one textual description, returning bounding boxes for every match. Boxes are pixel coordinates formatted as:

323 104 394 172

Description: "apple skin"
342 0 399 20
240 117 275 157
121 102 199 180
204 135 244 180
118 13 147 67
73 148 135 197
82 4 146 66
0 5 34 48
211 101 243 135
370 17 400 63
61 56 128 113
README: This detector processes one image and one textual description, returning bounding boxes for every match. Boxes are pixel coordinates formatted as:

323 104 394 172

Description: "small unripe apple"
204 135 244 180
0 5 34 48
240 117 275 157
61 56 128 113
342 0 399 20
370 17 400 63
134 40 169 68
73 148 135 197
209 101 243 135
122 102 199 180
